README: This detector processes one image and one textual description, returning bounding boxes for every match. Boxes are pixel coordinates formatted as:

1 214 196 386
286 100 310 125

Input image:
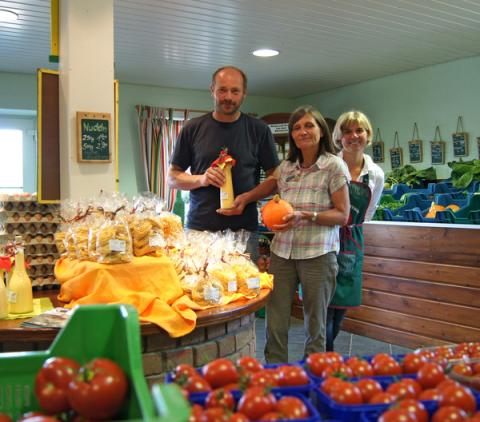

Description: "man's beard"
216 100 242 115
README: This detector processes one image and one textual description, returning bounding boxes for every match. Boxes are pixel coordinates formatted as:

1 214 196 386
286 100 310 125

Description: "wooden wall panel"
343 222 480 349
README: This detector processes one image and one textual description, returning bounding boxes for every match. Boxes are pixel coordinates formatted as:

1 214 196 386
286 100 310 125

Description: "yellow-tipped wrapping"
220 163 235 209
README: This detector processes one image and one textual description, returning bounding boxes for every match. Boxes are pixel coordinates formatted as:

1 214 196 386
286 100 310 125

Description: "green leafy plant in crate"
448 159 480 189
384 165 437 189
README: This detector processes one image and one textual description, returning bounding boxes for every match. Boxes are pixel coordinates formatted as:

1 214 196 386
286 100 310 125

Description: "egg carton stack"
0 193 60 289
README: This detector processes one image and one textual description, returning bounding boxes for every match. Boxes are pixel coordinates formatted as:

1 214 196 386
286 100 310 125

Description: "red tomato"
330 382 363 404
173 363 198 382
465 412 480 422
439 384 477 413
185 375 212 393
431 405 467 422
386 380 418 400
236 356 263 374
320 377 347 396
402 353 427 374
397 399 429 422
369 392 398 404
248 369 279 388
259 412 282 421
17 412 52 422
416 362 445 389
468 343 480 355
473 362 480 375
349 359 374 377
228 413 250 422
202 359 239 389
378 408 416 422
205 388 235 410
355 378 383 402
305 352 332 377
67 358 128 420
0 415 12 422
237 387 276 421
274 396 309 419
373 359 402 376
418 388 443 401
276 365 309 386
451 363 474 376
202 407 229 422
435 378 461 393
322 363 354 378
325 351 344 365
399 378 423 397
34 356 80 414
371 353 394 366
18 417 60 422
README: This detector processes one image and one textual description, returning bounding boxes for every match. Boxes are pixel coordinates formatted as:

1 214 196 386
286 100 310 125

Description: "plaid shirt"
271 153 350 260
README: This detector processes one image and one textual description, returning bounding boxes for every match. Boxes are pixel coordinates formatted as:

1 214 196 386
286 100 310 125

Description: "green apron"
330 175 371 308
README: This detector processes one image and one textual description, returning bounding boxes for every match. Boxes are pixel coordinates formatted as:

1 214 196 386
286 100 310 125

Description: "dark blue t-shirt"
170 113 279 231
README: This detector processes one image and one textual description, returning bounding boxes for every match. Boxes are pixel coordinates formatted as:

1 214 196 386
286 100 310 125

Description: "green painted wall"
0 72 37 111
296 55 480 179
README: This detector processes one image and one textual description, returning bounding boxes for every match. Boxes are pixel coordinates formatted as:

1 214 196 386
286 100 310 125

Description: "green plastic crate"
0 304 166 421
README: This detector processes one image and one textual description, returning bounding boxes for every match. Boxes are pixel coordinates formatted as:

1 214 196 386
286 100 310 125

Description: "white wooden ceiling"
1 0 480 98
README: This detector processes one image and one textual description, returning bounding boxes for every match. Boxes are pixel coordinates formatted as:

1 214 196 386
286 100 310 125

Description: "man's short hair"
211 66 248 91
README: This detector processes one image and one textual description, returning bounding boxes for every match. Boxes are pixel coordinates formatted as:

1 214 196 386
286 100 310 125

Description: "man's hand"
271 211 304 232
200 166 225 188
216 192 250 216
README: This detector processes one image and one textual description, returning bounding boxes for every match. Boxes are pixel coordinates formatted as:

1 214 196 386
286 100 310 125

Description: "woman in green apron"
326 111 385 352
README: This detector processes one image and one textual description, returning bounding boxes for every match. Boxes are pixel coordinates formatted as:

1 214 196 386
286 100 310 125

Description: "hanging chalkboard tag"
452 116 468 157
408 122 423 164
77 111 111 163
431 126 445 165
372 128 384 163
390 131 403 169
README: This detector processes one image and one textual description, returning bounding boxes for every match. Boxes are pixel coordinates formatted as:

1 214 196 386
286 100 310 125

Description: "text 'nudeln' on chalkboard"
76 111 111 163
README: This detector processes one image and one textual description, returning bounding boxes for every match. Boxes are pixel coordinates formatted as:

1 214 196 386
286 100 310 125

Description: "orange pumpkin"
261 195 294 230
425 202 445 218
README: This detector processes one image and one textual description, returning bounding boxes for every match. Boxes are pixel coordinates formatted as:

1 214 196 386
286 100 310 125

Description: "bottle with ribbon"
211 147 236 209
7 235 33 314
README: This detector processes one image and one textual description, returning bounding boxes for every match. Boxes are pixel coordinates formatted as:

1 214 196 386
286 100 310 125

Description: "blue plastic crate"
359 401 438 422
190 391 321 422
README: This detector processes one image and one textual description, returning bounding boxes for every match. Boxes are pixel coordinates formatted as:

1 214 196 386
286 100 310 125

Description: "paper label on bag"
247 277 260 289
149 234 166 247
221 191 229 199
204 286 220 302
228 279 237 292
109 239 126 252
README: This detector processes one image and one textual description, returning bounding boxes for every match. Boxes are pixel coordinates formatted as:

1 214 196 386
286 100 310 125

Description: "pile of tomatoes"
0 356 128 422
171 357 310 395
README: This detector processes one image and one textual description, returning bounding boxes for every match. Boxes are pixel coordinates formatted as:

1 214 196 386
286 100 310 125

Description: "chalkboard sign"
452 132 468 157
390 147 403 169
431 141 445 165
77 111 111 162
408 140 423 163
372 141 384 163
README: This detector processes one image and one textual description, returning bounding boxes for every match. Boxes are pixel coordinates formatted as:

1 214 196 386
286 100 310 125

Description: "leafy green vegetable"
448 159 480 189
385 165 437 187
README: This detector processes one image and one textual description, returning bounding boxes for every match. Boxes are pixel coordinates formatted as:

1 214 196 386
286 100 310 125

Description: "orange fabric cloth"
55 256 273 338
55 256 202 338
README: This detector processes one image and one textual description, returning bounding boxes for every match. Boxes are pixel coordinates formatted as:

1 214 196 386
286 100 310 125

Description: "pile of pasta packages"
54 192 268 306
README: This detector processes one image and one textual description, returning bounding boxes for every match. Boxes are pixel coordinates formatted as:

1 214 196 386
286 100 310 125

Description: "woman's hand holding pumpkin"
271 211 304 232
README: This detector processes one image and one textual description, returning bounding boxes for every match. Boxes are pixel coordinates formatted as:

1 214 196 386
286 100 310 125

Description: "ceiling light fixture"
0 9 19 22
252 48 279 58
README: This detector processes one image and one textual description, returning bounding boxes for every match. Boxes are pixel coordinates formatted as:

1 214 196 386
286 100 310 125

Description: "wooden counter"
0 289 270 385
342 221 480 349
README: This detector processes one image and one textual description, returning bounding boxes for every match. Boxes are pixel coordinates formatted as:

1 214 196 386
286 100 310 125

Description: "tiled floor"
255 316 412 362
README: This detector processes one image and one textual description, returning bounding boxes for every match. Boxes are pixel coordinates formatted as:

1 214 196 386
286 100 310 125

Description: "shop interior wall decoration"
408 122 423 164
76 111 111 163
372 128 384 163
431 126 446 165
452 116 469 157
389 131 403 169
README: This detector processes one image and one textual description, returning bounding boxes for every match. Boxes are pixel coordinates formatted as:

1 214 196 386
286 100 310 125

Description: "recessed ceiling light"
0 9 19 22
252 49 279 58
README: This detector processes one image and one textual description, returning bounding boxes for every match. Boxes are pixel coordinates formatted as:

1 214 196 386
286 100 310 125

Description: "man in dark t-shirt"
168 66 279 234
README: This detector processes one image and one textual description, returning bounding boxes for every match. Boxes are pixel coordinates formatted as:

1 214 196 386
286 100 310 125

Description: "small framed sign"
408 123 423 163
390 131 403 169
431 141 445 165
76 111 111 163
452 116 468 157
372 128 384 163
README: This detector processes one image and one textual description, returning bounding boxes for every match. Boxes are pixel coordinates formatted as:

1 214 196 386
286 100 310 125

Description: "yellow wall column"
59 0 115 200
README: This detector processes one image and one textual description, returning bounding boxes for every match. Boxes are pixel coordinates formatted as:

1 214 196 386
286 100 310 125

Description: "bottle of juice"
8 235 33 314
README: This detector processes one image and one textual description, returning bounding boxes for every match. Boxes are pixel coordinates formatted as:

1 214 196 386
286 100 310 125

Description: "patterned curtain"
136 106 188 211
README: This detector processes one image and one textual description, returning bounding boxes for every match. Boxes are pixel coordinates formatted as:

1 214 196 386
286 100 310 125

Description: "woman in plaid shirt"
222 105 350 362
